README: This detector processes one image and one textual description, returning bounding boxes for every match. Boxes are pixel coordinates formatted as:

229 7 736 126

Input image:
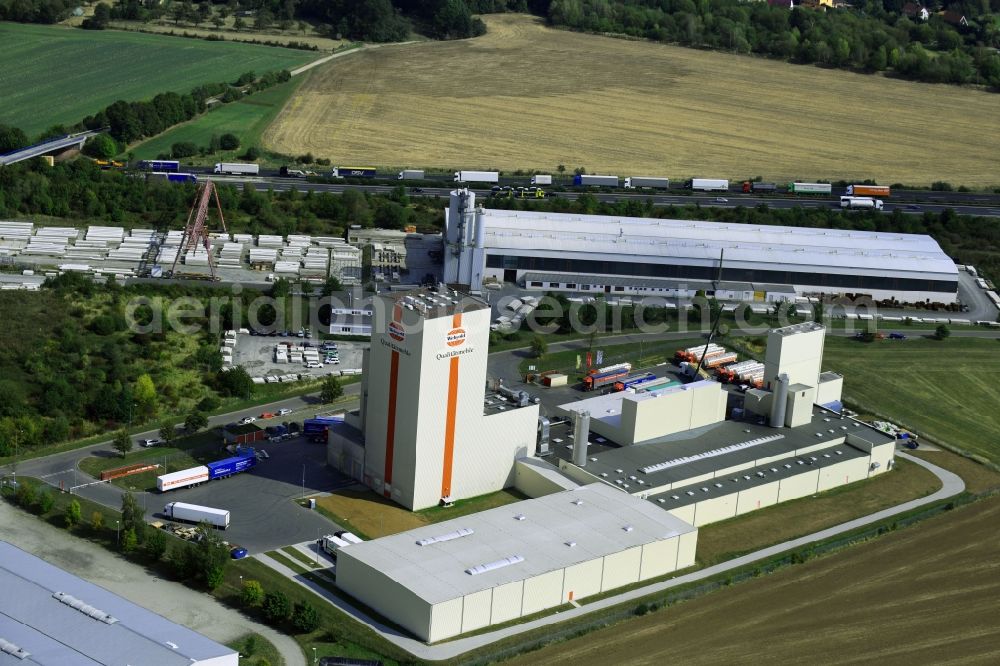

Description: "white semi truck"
840 196 884 210
454 170 500 183
625 176 669 189
213 163 260 175
530 174 553 185
687 178 729 192
163 502 230 529
398 169 425 180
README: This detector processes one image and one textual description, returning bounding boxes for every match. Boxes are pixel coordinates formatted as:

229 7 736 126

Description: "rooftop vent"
52 592 118 625
513 514 526 521
571 499 584 506
671 495 680 500
565 541 577 548
416 527 474 546
165 642 179 650
466 555 525 576
0 639 30 661
623 525 634 532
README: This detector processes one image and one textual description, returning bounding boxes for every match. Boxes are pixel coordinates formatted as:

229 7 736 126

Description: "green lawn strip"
226 632 286 666
0 22 313 136
281 546 320 568
416 488 528 523
129 75 307 163
311 505 373 541
265 550 311 575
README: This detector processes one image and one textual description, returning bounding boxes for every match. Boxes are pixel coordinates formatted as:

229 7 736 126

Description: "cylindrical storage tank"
770 373 789 428
572 411 591 467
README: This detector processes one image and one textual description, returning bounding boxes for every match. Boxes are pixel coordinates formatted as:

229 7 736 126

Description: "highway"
202 173 1000 218
0 130 102 166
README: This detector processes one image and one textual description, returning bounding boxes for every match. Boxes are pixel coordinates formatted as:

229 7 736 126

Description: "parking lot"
231 332 365 379
148 434 355 552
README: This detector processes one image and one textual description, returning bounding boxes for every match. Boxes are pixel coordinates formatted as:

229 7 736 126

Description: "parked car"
277 408 293 416
306 362 323 369
889 332 907 340
239 416 256 424
230 547 248 560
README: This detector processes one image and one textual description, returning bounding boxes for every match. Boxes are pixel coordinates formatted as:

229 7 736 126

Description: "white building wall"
490 580 524 625
639 538 680 581
675 530 698 568
599 546 643 592
521 570 564 616
336 552 432 641
817 457 871 492
692 493 738 527
562 558 604 602
815 374 844 405
668 504 697 525
777 469 820 502
764 324 826 389
461 589 493 634
735 480 780 516
868 441 896 476
429 598 464 643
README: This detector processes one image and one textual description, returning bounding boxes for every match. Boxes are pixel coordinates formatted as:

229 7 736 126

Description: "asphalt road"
202 174 1000 218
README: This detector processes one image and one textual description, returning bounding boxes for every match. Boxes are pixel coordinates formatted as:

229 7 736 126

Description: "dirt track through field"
512 494 1000 665
264 14 1000 186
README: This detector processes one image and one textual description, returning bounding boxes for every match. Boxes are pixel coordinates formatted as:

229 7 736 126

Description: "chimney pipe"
572 411 591 467
770 373 789 428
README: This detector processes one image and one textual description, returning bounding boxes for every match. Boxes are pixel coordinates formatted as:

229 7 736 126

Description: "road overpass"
0 130 102 166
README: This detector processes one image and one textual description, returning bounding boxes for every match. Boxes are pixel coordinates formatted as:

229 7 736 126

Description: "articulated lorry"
687 178 729 191
454 170 499 183
840 196 884 210
742 181 776 193
332 167 377 178
846 184 891 197
788 182 832 194
213 163 259 175
163 502 230 529
624 176 669 189
573 174 620 187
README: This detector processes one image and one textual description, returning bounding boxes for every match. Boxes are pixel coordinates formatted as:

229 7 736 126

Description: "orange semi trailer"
846 185 890 197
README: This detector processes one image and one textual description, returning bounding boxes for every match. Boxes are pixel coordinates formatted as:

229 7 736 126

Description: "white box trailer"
531 174 552 185
689 178 729 191
840 196 884 210
157 466 209 492
574 174 619 187
454 170 499 183
625 176 669 189
321 534 351 556
163 501 230 529
213 163 260 175
398 169 425 180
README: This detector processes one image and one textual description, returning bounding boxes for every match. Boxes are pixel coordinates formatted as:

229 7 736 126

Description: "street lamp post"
115 520 120 546
312 647 317 665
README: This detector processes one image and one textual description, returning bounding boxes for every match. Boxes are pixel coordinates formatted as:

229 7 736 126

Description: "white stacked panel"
218 242 244 267
274 260 301 274
156 245 180 265
257 235 284 248
36 226 79 241
0 221 34 240
184 248 211 266
249 248 278 265
233 233 254 245
129 228 156 240
86 226 125 242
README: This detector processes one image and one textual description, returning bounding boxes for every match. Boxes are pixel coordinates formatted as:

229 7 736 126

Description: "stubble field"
264 14 1000 186
511 493 1000 665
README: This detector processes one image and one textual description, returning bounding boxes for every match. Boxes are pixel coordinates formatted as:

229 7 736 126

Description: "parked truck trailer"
531 174 553 185
213 163 259 175
454 170 500 183
573 174 620 187
163 501 230 529
687 178 729 191
206 451 257 479
624 176 669 189
398 169 425 180
157 466 209 492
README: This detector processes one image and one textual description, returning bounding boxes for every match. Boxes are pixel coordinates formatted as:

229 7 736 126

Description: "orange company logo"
388 321 405 342
446 328 466 347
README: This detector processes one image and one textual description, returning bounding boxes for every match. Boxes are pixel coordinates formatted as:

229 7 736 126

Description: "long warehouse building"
444 190 958 304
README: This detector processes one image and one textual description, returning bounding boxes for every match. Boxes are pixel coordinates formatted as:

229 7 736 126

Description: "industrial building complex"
327 293 898 642
0 541 237 666
444 190 958 304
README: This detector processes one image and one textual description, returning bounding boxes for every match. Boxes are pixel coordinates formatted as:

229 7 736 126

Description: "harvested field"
264 14 1000 186
511 494 1000 665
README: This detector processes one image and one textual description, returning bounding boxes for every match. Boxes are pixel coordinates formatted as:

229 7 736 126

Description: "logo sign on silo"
446 328 466 347
388 321 405 342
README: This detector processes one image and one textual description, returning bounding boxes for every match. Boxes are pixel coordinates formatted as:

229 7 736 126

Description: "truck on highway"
531 174 553 185
624 176 669 189
846 184 890 197
742 181 776 193
157 466 210 492
213 163 259 175
686 178 729 192
788 182 832 194
332 166 377 178
148 172 197 183
206 450 257 479
573 174 620 187
454 170 500 183
840 196 884 210
398 169 425 180
163 502 230 530
138 159 179 172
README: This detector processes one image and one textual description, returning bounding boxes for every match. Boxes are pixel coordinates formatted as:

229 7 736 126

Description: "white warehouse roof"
337 483 696 605
0 541 237 666
477 209 956 277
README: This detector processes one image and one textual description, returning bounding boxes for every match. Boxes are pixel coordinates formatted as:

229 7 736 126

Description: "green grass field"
129 74 306 161
0 23 314 136
825 336 1000 466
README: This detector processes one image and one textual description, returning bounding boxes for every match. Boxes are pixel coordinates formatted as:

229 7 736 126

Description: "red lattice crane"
170 179 228 280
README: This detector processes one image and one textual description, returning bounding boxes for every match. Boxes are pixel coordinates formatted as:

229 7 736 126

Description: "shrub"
291 601 320 633
262 591 291 625
121 528 138 553
143 528 167 561
36 490 54 514
241 579 264 607
15 482 37 509
64 499 82 528
171 141 199 158
219 133 240 150
90 510 104 532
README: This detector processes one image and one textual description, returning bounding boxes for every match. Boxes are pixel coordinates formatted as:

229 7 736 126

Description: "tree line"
544 0 1000 89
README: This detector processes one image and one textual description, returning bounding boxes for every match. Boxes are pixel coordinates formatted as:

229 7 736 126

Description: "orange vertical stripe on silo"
441 313 462 498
